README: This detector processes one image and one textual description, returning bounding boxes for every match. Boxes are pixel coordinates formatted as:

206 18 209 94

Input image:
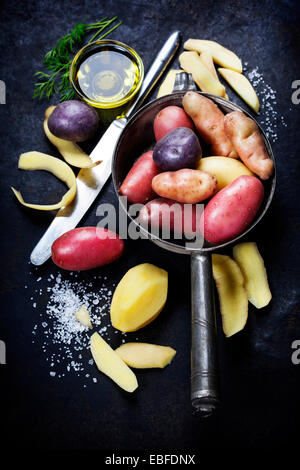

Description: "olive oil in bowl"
70 40 144 112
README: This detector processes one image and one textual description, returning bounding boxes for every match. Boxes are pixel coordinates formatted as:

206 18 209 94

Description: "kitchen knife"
30 31 181 266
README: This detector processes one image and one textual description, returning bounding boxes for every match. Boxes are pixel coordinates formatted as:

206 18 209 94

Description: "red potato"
119 151 161 204
200 175 264 244
153 105 194 141
224 111 274 180
52 227 124 271
152 169 217 204
138 197 202 236
182 91 238 159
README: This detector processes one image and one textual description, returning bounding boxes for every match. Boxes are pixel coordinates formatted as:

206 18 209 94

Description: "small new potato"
198 156 253 190
182 91 238 159
119 151 161 204
138 197 202 237
153 105 194 141
48 100 99 142
224 111 274 180
200 175 264 244
153 127 202 171
152 169 217 204
51 227 124 271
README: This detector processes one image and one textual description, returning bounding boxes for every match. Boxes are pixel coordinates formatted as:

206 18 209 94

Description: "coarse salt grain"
29 270 131 385
244 66 287 142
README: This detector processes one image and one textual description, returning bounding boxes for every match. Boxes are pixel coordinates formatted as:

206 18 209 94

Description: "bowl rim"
69 39 144 109
112 91 276 254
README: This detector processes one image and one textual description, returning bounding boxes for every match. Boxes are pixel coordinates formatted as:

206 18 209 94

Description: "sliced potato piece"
212 254 248 337
11 151 76 211
218 68 260 113
184 39 242 73
199 51 228 98
75 305 93 329
198 156 253 190
199 50 218 80
110 263 168 332
44 106 100 168
157 69 183 98
90 332 138 393
179 51 226 97
115 343 176 369
233 242 272 308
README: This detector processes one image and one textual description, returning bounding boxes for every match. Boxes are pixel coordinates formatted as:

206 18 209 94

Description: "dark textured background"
0 0 300 453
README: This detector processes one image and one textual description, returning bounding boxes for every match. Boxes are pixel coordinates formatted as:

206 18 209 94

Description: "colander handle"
191 253 219 416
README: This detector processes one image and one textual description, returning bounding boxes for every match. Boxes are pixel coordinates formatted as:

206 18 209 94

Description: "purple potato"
153 127 202 171
48 100 99 142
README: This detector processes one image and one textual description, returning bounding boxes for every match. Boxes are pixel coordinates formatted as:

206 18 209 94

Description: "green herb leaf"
33 17 121 101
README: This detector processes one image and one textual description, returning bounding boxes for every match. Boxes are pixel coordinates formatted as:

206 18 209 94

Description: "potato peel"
44 106 101 169
11 151 77 211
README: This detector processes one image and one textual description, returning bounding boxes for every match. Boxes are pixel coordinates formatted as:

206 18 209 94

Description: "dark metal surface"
1 0 300 452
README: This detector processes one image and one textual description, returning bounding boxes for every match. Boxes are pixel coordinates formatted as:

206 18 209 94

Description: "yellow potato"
212 254 248 337
115 343 176 369
184 39 242 73
218 68 260 113
110 263 168 332
197 156 253 190
90 332 138 393
233 242 272 309
179 51 226 97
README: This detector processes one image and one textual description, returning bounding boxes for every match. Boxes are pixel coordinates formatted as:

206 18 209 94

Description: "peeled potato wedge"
199 50 218 80
90 332 138 393
218 68 260 113
212 254 248 337
110 263 168 332
115 343 176 369
199 51 229 99
198 156 253 190
75 305 92 329
184 39 242 73
157 69 183 98
179 51 226 97
233 242 272 308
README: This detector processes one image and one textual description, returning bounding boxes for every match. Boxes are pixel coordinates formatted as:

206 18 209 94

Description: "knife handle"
126 31 181 119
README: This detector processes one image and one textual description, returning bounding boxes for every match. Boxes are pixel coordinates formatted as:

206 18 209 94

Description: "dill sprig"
33 17 122 102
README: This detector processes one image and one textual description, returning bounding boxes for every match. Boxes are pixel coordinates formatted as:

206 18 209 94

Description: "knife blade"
30 31 181 266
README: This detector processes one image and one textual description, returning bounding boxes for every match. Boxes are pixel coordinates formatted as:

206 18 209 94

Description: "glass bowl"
69 39 144 117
